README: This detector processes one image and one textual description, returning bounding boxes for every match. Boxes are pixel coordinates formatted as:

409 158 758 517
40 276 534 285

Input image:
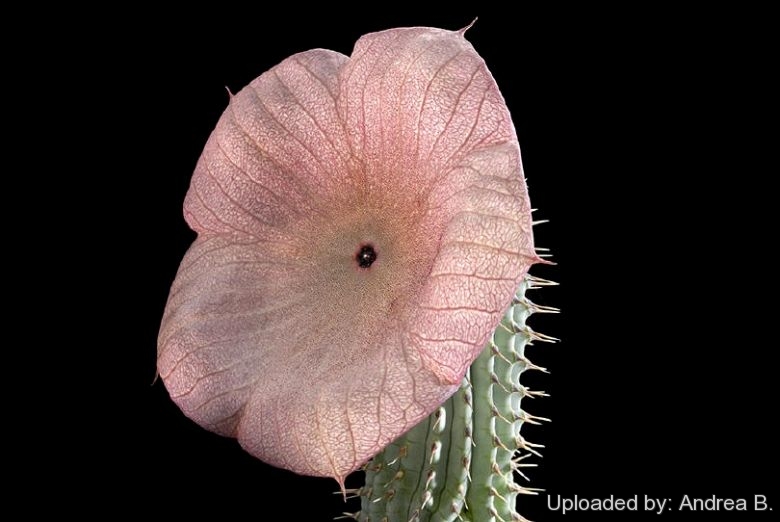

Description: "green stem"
355 274 557 522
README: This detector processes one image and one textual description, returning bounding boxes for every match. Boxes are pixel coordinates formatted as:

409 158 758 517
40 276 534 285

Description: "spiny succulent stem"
357 274 555 521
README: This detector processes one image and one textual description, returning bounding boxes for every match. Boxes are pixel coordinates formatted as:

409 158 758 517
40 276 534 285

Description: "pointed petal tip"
336 476 347 502
533 254 556 266
458 17 478 37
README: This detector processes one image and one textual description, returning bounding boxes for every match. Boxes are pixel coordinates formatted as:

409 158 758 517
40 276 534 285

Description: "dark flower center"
356 244 377 268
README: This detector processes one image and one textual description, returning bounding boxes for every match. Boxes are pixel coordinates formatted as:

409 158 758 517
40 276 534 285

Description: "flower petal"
158 27 538 485
338 27 537 383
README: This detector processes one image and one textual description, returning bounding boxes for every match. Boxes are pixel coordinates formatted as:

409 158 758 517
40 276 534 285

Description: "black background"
96 7 774 521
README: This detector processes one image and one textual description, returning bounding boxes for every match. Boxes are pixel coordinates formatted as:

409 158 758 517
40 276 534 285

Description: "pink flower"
158 25 539 489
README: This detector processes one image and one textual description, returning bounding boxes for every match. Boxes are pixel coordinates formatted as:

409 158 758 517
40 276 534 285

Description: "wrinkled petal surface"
158 26 537 485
